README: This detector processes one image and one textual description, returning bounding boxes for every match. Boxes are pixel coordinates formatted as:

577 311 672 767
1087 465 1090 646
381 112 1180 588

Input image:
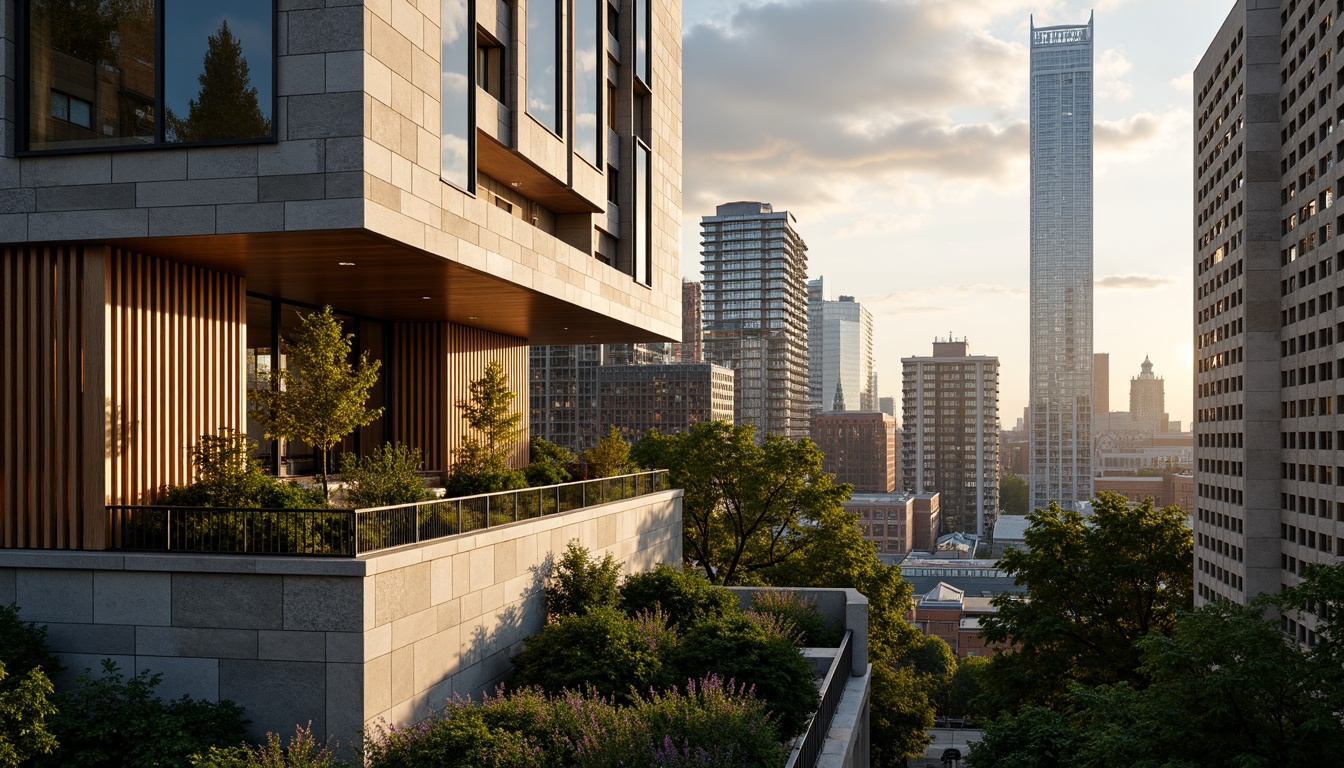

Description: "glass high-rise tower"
1028 15 1094 511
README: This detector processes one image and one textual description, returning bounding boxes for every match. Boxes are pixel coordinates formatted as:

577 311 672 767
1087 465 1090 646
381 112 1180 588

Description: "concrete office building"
879 396 896 418
812 411 897 493
599 362 735 441
902 338 1000 536
1130 355 1169 432
1 0 683 741
701 202 810 439
807 277 876 414
1191 2 1344 629
676 279 703 363
1029 15 1094 511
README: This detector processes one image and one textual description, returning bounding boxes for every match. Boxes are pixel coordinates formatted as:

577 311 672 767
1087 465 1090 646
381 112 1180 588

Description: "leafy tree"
584 426 637 478
637 421 851 585
445 361 526 495
251 306 383 501
979 493 1192 711
999 474 1029 516
0 661 57 768
946 655 991 718
511 606 670 703
545 541 621 619
869 663 934 767
901 634 957 680
167 20 270 142
339 443 434 508
523 437 572 487
967 705 1080 768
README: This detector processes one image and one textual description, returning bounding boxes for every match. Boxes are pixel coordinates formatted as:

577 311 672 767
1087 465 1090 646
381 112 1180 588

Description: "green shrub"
442 465 528 498
618 564 740 630
340 443 434 508
157 429 326 509
748 590 842 647
364 703 542 768
546 541 621 619
635 675 787 768
38 659 249 768
524 437 573 487
0 604 62 690
0 660 57 768
670 613 819 738
511 607 669 702
191 726 348 768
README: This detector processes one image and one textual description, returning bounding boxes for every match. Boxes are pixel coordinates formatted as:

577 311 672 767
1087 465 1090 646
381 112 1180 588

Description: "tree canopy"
167 20 270 142
999 474 1028 516
634 422 851 586
979 492 1193 710
250 306 382 500
584 426 637 478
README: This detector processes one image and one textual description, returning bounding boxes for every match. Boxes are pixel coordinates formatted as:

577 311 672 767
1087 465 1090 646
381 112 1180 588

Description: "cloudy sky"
678 0 1234 429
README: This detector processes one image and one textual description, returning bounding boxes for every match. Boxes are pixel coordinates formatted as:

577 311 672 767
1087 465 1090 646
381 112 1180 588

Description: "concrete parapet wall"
729 586 869 677
0 489 681 747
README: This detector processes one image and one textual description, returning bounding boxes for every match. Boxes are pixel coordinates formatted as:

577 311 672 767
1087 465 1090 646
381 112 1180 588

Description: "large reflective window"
27 0 157 150
635 0 649 84
527 0 560 134
635 141 650 285
574 0 600 165
441 0 473 190
164 1 273 143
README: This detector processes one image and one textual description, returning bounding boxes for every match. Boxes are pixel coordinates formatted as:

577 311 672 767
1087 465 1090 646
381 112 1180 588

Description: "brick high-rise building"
812 411 897 493
902 338 1000 536
676 279 703 363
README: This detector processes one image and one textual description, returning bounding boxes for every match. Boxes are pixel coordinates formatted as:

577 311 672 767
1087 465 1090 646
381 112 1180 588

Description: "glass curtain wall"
575 0 600 165
442 0 475 190
527 0 560 134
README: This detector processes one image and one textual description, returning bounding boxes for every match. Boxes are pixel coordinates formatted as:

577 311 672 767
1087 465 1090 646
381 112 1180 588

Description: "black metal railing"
108 470 670 557
785 629 855 768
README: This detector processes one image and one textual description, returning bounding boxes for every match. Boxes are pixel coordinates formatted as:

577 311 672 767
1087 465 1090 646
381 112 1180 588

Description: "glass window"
634 141 650 285
27 0 156 150
575 0 600 165
527 0 560 134
26 0 276 152
441 0 474 189
634 0 649 84
164 1 273 143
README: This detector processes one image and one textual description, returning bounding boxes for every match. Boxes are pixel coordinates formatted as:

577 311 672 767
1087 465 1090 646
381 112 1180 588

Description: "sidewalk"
908 727 982 767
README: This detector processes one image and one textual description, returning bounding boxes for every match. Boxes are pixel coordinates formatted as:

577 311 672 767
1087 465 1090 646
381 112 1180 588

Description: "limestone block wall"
0 489 681 746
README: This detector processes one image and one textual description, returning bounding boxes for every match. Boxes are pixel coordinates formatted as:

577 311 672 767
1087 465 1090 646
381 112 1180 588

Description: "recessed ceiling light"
510 181 523 187
422 296 432 300
338 261 356 266
468 316 480 320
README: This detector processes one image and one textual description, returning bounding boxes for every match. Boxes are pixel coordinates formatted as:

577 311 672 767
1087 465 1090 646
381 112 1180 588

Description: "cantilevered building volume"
702 202 810 439
1028 14 1094 511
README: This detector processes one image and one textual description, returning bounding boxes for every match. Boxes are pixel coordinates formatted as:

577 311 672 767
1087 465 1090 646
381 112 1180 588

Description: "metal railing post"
415 503 422 544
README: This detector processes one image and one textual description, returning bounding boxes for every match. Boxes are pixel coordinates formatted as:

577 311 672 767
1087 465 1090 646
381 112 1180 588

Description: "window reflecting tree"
165 20 270 142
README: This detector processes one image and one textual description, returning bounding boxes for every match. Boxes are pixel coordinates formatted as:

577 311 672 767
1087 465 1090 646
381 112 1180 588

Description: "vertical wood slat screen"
0 245 100 549
104 249 246 515
391 323 527 472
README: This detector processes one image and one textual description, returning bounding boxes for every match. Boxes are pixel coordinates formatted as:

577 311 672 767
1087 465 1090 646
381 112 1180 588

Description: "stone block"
468 547 494 592
44 622 135 655
325 51 363 93
137 656 220 702
259 173 327 202
364 652 392 718
16 568 92 623
364 623 392 661
258 139 325 176
283 575 363 631
325 631 362 663
0 188 35 213
373 563 431 626
324 171 362 198
0 570 13 605
259 630 326 661
284 197 361 229
187 146 260 179
217 202 286 233
390 645 414 705
112 151 187 183
171 573 283 629
288 6 362 55
278 53 327 96
220 660 327 738
136 626 259 659
325 663 364 747
0 213 26 240
324 137 362 172
149 205 216 236
21 154 111 187
136 178 258 207
93 570 171 626
287 92 362 140
28 208 147 239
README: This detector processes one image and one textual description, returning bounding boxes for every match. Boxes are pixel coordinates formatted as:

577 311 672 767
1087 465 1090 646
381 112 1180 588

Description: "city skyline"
678 0 1233 430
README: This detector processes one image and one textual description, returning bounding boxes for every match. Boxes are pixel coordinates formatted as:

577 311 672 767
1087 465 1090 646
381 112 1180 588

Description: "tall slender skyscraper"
1028 15 1094 511
808 277 876 414
702 202 810 439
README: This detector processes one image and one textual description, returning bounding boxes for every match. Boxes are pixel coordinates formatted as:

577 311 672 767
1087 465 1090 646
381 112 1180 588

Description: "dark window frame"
18 0 279 156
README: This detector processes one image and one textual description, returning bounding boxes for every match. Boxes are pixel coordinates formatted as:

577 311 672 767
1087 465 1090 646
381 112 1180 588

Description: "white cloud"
1096 274 1177 290
1096 48 1134 102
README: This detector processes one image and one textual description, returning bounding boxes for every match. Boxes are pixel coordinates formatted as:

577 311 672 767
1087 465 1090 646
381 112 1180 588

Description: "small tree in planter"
445 361 526 496
250 306 382 501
